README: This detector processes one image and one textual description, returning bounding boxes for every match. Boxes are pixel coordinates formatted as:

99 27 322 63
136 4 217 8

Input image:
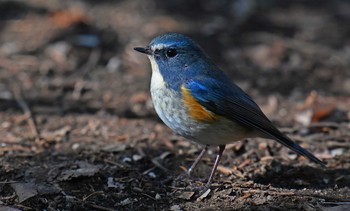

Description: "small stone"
170 205 182 211
147 172 156 178
132 154 143 162
122 157 132 163
72 143 80 150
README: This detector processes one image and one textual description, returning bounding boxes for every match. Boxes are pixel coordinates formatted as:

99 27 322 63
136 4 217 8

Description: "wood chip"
217 165 233 175
176 191 195 200
196 188 211 201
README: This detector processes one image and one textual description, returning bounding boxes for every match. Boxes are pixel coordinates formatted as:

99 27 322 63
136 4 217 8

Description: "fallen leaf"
294 109 313 126
330 148 345 157
176 191 195 200
10 183 38 203
102 143 127 152
107 177 125 189
58 161 101 181
312 104 336 123
239 192 252 201
297 91 347 124
321 205 350 211
115 198 138 206
0 205 21 211
253 196 267 205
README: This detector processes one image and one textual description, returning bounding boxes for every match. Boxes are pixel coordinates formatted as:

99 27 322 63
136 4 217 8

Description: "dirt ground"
0 0 350 210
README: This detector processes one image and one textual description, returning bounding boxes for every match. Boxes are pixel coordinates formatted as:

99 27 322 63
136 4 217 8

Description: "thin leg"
187 145 209 176
206 145 226 186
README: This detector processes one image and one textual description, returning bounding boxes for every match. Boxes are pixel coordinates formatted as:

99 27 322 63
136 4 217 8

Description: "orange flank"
181 85 217 122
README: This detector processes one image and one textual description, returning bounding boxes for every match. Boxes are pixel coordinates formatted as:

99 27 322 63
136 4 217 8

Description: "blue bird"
134 33 325 187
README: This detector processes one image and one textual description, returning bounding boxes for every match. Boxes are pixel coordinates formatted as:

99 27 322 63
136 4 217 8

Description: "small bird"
134 33 325 187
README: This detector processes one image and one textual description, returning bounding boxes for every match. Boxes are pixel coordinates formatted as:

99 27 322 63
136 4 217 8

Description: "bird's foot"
183 183 213 199
172 172 208 189
172 172 192 187
185 182 210 192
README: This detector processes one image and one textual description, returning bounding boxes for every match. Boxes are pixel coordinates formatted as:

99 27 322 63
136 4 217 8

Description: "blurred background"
1 0 349 117
0 0 349 210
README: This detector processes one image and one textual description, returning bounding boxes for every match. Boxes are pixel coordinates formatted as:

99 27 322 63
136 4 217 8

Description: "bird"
134 33 325 188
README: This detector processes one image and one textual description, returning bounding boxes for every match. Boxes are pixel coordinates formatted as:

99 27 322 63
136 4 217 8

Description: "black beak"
134 47 152 55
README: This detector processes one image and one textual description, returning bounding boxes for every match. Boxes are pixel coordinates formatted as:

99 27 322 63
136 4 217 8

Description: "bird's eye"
166 49 177 58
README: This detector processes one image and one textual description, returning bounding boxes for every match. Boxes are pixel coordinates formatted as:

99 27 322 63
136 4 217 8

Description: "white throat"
148 56 166 90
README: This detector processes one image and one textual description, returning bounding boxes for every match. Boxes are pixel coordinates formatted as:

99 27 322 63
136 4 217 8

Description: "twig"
12 84 40 141
104 159 127 168
89 204 117 211
151 158 169 172
72 79 85 100
303 193 350 202
320 202 350 205
69 48 101 79
79 48 101 76
12 204 33 210
141 193 156 201
142 166 157 175
0 181 20 184
83 191 104 201
229 184 350 202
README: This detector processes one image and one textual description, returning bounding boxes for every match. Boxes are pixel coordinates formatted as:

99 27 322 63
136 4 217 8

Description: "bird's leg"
172 145 209 188
205 145 226 187
187 145 209 177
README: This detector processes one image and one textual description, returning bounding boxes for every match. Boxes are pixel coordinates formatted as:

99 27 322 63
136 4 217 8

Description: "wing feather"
184 79 325 166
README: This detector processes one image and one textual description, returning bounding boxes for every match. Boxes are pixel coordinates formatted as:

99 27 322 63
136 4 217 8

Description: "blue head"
134 33 224 91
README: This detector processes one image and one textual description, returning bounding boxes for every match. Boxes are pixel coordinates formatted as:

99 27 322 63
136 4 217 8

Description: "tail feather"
266 129 326 167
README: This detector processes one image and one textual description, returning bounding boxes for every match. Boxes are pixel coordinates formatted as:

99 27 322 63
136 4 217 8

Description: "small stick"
12 84 40 141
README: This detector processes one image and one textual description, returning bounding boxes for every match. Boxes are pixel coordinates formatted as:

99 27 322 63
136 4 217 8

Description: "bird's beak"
134 47 152 55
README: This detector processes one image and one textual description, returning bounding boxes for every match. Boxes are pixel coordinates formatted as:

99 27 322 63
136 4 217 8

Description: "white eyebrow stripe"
151 44 168 51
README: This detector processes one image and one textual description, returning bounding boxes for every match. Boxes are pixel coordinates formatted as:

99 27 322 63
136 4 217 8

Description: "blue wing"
185 78 325 166
186 78 272 130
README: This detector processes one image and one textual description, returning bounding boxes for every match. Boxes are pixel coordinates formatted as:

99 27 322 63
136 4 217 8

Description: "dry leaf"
50 6 88 28
10 183 38 203
58 161 101 181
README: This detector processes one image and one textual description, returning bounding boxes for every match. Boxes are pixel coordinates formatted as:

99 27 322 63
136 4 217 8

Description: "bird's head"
134 33 213 90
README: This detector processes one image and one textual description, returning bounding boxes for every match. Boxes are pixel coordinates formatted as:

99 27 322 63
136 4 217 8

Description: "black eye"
166 49 177 58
